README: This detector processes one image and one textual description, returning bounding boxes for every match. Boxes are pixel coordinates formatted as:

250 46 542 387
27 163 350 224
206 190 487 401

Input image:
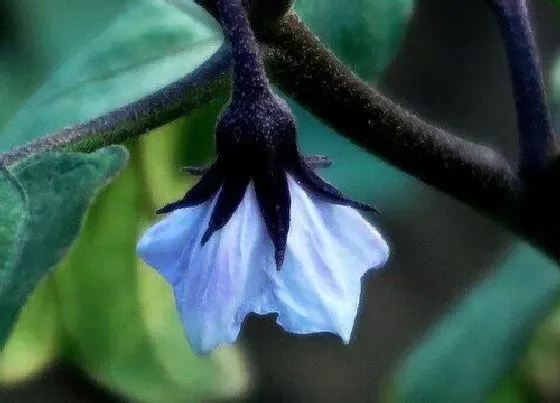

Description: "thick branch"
261 12 522 223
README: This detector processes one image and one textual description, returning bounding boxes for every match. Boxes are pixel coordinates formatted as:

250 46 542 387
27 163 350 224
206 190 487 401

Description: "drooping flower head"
157 89 378 268
137 0 389 355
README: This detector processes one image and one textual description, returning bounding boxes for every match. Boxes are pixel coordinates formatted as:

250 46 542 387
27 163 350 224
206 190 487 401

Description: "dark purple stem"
218 0 269 100
488 0 555 176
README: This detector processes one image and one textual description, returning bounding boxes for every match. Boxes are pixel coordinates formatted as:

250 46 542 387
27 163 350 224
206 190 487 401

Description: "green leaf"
54 144 248 402
0 0 131 128
0 146 128 346
0 167 28 345
296 0 414 80
393 243 560 403
0 166 27 265
1 1 220 152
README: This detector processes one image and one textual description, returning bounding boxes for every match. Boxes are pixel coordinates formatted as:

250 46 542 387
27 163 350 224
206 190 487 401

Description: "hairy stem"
218 0 269 100
0 48 231 166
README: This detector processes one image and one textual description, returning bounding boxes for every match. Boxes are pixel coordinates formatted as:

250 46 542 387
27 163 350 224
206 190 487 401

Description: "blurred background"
1 0 560 402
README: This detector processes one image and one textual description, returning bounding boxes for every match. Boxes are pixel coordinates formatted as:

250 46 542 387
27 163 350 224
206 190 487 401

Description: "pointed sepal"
157 162 224 214
254 168 291 269
201 173 250 244
289 155 379 214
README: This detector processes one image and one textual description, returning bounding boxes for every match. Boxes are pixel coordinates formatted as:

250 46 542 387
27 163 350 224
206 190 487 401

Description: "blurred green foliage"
0 277 59 382
394 244 560 402
489 373 533 403
0 0 131 128
296 0 413 80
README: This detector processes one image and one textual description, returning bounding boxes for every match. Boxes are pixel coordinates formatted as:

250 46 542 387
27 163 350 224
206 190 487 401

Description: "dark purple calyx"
157 0 377 269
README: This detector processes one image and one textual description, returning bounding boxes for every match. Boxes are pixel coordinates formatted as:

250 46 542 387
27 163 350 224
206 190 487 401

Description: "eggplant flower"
137 0 389 355
137 93 389 354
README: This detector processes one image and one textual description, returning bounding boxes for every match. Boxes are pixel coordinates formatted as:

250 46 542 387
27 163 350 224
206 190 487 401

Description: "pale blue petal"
137 201 212 285
138 175 389 354
137 184 274 355
267 176 389 342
